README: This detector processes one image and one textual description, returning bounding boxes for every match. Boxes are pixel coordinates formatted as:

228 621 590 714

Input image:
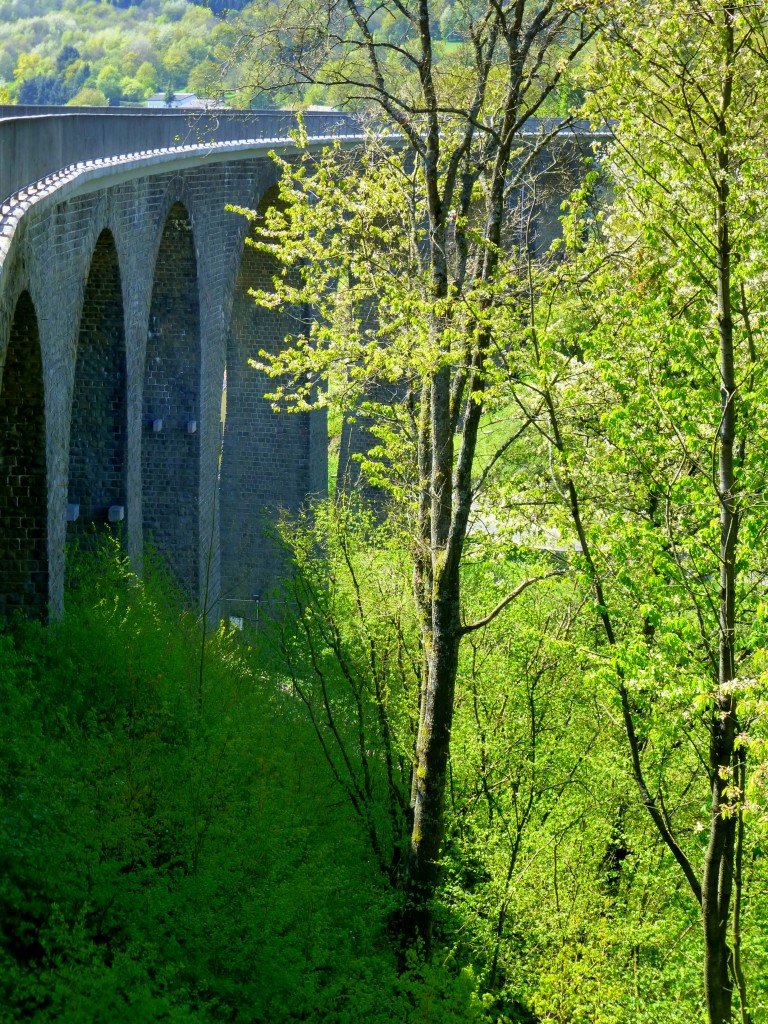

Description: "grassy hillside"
0 539 492 1023
1 520 766 1022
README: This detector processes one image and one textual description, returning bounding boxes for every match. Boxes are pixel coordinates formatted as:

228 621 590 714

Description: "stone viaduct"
0 105 365 626
0 106 596 626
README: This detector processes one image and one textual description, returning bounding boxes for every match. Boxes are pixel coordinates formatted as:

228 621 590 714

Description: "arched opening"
68 229 127 538
0 291 48 618
142 202 201 598
219 194 326 623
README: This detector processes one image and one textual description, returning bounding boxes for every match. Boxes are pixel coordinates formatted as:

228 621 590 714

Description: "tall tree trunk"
702 9 739 1023
406 573 462 944
406 338 487 945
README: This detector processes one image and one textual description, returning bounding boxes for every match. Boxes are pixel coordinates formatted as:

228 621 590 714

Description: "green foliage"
4 0 768 1015
483 5 768 1019
67 85 108 106
225 1 768 1008
0 0 224 104
0 537 499 1023
262 504 766 1023
223 0 596 112
271 498 418 882
1 530 766 1022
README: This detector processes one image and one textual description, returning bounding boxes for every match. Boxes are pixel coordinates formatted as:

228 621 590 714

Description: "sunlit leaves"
230 135 533 509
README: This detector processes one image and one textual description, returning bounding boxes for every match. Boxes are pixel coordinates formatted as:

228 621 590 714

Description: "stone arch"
68 228 127 536
219 187 327 623
147 175 197 278
0 291 48 619
142 201 201 597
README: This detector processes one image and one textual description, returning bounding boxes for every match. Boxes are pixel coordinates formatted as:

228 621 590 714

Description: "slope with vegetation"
229 0 768 1021
2 0 768 1022
0 540 464 1023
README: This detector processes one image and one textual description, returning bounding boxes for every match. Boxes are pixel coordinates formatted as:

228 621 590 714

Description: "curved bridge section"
0 108 358 622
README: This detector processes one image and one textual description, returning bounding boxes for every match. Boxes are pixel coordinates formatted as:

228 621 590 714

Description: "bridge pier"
142 201 201 599
219 184 327 626
68 229 127 541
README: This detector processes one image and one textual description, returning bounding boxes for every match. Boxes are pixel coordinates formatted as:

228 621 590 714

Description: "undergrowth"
0 537 489 1023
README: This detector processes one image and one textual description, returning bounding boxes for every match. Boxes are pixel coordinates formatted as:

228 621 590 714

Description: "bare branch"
459 570 564 635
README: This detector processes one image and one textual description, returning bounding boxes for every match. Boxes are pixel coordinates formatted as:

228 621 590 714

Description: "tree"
55 44 80 73
161 40 197 87
67 87 108 107
230 0 598 945
509 3 768 1020
273 500 418 886
17 74 68 105
12 51 53 83
187 57 218 96
136 60 158 92
96 64 123 102
120 75 147 103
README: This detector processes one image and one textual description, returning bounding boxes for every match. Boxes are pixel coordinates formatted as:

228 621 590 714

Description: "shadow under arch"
68 228 127 539
0 291 48 619
219 187 327 624
142 201 201 599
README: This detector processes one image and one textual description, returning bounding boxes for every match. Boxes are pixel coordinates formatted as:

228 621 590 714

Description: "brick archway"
0 291 48 619
68 229 127 538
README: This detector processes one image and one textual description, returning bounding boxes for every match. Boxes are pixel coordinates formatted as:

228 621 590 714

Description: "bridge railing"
0 106 363 204
0 131 377 268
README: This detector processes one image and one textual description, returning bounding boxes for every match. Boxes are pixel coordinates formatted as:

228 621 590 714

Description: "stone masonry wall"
220 185 327 624
142 202 200 598
0 149 329 619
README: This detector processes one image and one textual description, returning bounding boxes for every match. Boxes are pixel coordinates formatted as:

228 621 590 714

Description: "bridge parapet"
0 106 363 205
0 108 606 209
0 132 366 265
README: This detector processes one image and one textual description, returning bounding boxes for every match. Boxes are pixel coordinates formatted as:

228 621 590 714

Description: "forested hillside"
0 0 238 107
0 0 580 109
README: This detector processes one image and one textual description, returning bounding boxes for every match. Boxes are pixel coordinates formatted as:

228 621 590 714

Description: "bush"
67 86 108 106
